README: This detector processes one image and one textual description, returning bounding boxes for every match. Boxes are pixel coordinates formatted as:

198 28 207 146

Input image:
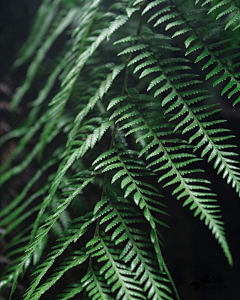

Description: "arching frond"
81 268 114 300
141 0 240 107
19 212 94 300
117 23 240 196
86 234 145 300
196 0 240 31
93 148 168 231
93 192 174 300
10 176 94 298
107 94 232 264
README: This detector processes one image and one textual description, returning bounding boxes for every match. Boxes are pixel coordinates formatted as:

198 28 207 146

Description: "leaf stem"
83 8 144 299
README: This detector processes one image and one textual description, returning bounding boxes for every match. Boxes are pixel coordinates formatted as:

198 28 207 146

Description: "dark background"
0 1 240 300
0 0 39 77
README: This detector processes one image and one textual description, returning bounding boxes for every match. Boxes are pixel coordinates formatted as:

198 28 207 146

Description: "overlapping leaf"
107 93 232 264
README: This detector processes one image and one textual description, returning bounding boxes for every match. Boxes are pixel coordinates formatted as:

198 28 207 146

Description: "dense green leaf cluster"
1 0 240 299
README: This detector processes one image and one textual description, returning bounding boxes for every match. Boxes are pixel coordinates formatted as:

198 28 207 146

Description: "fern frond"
18 212 93 300
93 192 174 300
27 251 89 300
57 281 83 300
93 147 168 231
0 160 54 223
67 63 125 148
82 268 114 300
13 0 62 69
197 0 240 31
108 93 232 264
10 176 93 299
12 8 79 110
120 24 240 196
0 118 68 187
86 234 145 300
37 7 128 156
1 0 239 298
142 0 240 107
